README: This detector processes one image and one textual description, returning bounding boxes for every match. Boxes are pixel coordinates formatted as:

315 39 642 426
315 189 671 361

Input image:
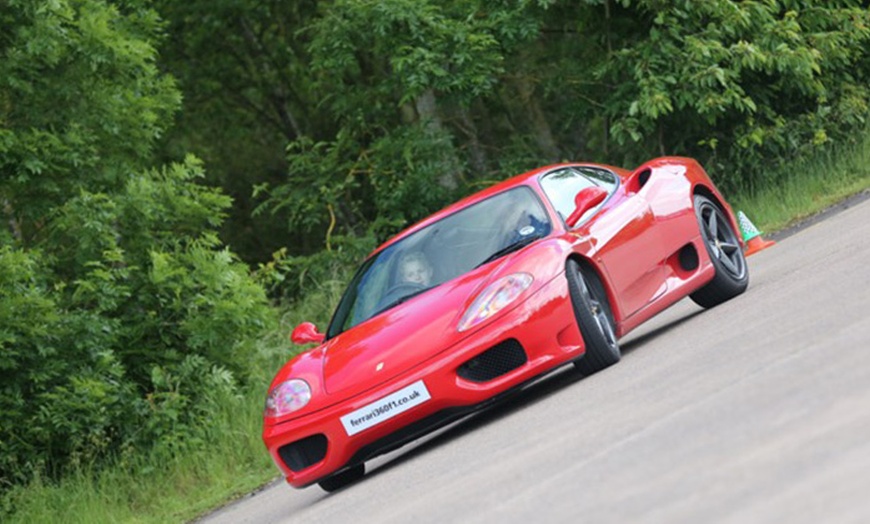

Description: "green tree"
154 0 324 261
153 0 870 280
256 0 546 245
0 1 275 487
0 0 180 239
599 0 870 188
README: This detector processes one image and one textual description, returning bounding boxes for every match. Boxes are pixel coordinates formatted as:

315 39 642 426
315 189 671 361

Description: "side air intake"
278 434 328 472
457 339 528 383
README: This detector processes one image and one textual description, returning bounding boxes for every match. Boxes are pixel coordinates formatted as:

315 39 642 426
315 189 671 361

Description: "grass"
729 134 870 235
5 134 870 523
3 276 351 524
3 272 352 523
4 386 279 524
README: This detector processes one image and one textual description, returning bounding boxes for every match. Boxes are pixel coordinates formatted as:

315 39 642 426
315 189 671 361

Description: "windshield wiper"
475 235 542 268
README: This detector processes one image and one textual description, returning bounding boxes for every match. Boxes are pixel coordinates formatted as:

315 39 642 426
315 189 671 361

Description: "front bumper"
262 273 584 488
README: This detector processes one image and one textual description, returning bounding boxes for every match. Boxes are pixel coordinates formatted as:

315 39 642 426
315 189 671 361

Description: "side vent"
627 168 652 193
638 169 651 188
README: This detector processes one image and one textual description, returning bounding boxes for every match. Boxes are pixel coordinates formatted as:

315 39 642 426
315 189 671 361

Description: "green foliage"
0 0 276 490
255 234 376 303
152 0 560 259
0 0 180 234
257 123 462 244
0 244 135 483
191 0 870 249
1 376 278 524
249 0 546 243
5 0 870 513
731 124 870 233
601 0 870 188
142 355 239 453
308 0 510 112
0 158 275 489
255 132 370 238
366 125 462 237
0 248 59 480
152 0 323 263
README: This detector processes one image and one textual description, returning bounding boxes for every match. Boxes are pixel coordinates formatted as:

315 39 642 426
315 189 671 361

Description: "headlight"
264 379 312 417
458 273 533 332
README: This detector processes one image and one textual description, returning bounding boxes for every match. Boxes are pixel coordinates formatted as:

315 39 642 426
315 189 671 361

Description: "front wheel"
566 259 621 376
689 195 749 308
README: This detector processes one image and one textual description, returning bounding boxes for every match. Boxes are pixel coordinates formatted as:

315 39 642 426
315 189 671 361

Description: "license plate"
340 380 431 436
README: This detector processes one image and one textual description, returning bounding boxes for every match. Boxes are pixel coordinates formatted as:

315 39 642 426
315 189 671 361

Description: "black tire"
317 463 365 493
566 259 621 376
689 195 749 308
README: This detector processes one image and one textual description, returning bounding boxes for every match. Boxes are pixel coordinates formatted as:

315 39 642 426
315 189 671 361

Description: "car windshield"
326 186 552 338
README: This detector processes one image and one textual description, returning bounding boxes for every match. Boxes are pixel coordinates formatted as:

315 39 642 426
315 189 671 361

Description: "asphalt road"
202 197 870 524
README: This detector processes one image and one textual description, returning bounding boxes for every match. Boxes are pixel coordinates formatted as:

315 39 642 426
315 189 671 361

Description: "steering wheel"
376 281 426 311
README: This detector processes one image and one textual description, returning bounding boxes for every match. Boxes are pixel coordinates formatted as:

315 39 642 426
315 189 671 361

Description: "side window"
539 167 618 223
577 167 619 191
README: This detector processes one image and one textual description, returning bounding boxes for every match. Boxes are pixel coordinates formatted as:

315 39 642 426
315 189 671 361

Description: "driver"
398 252 433 286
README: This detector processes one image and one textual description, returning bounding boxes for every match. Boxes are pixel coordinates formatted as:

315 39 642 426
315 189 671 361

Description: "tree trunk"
414 89 459 190
3 199 21 242
513 75 560 162
457 106 488 175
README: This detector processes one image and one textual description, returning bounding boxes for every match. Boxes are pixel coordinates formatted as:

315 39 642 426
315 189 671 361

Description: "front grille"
457 339 528 383
278 434 328 472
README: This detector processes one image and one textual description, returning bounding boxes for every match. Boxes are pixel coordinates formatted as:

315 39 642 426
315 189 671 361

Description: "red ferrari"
263 157 748 491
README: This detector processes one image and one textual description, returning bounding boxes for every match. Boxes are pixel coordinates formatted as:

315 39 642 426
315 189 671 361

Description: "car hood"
320 238 570 398
321 270 482 397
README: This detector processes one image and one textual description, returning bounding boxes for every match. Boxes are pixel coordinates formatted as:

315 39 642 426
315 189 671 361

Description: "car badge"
376 362 385 372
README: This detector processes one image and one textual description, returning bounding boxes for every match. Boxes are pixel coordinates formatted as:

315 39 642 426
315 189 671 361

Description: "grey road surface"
202 197 870 524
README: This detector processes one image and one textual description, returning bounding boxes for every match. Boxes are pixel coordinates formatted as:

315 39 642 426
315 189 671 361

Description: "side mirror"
290 322 325 345
565 187 608 228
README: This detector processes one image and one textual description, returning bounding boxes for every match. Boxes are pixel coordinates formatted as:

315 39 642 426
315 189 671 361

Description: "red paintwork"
290 322 325 345
264 157 742 488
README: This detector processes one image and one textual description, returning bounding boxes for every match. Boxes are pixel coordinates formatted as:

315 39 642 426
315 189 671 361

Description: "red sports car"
263 157 748 491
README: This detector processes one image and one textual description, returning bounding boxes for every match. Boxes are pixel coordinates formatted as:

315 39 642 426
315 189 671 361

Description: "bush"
0 158 276 489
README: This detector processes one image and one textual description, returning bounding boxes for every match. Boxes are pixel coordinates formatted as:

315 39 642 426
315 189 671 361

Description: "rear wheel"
566 259 620 376
318 463 365 493
689 195 749 308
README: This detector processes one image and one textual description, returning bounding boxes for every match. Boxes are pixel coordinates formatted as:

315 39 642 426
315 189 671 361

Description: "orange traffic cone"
737 211 776 256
